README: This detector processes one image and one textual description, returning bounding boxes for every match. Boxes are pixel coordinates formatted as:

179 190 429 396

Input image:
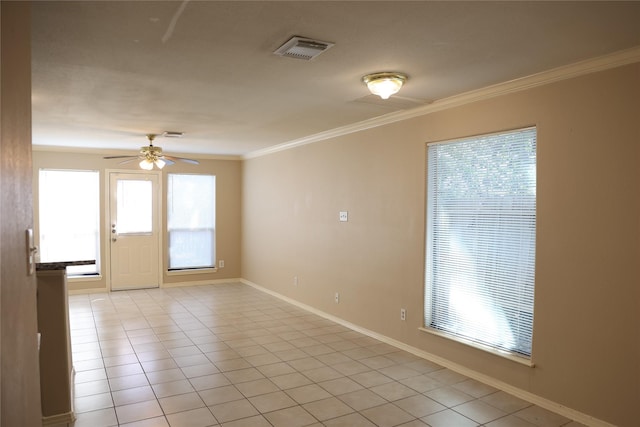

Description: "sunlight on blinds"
425 127 536 358
39 169 100 275
168 174 216 269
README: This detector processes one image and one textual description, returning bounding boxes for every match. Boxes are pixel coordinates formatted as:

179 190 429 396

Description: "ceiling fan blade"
164 155 199 165
103 155 137 159
161 157 176 166
118 158 141 165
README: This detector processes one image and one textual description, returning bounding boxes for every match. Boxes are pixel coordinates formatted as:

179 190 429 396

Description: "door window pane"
168 174 216 269
117 179 152 234
39 169 100 276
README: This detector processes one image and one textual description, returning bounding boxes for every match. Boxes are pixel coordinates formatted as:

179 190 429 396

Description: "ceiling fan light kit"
139 159 154 170
139 135 166 169
139 157 165 170
362 72 408 99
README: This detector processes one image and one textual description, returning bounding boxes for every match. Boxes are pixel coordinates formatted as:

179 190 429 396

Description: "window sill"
166 268 217 276
418 327 535 368
68 275 102 283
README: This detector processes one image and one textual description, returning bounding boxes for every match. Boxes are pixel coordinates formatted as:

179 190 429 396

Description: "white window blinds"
167 174 216 270
39 169 100 276
425 127 537 358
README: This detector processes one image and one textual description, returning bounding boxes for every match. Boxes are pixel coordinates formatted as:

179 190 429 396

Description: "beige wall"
32 151 242 292
241 64 640 426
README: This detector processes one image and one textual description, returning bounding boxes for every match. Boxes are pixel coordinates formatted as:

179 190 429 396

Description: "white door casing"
109 172 161 290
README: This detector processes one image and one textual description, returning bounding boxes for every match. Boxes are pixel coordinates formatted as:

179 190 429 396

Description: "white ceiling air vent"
162 131 184 138
273 36 334 61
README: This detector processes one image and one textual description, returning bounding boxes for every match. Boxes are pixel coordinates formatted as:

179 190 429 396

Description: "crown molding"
31 144 242 161
244 45 640 160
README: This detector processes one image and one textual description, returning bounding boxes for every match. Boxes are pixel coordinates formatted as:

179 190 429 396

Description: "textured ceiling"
31 1 640 158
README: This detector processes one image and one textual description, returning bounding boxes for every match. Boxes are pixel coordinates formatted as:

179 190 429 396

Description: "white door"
109 172 160 290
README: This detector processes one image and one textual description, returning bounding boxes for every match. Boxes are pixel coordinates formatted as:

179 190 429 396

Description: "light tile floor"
63 283 586 427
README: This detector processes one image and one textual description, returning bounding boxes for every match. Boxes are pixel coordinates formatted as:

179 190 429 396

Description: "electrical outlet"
294 276 298 286
400 308 406 321
334 292 340 303
339 211 348 222
218 260 224 268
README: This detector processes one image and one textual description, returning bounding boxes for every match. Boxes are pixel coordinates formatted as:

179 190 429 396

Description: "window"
425 127 537 358
116 179 153 234
167 174 216 270
39 169 100 276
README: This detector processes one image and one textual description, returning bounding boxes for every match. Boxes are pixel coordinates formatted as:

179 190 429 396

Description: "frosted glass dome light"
362 72 407 99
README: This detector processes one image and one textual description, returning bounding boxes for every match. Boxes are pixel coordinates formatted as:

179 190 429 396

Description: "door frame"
105 169 163 291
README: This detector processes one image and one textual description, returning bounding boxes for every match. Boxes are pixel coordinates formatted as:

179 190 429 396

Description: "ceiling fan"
103 134 199 170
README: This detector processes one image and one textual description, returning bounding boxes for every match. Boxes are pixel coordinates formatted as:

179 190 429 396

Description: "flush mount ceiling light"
362 72 408 99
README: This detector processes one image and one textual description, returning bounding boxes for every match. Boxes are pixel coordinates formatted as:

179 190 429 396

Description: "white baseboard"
42 411 75 426
68 287 108 295
161 278 243 288
68 278 242 294
240 279 615 427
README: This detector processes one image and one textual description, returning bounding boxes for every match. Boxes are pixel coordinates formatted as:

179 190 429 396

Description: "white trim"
161 278 242 288
68 287 108 295
67 278 241 293
68 275 103 283
70 366 76 414
244 45 640 160
241 279 616 427
166 268 217 276
418 327 534 368
32 144 242 161
42 411 75 426
156 172 164 291
426 125 537 148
